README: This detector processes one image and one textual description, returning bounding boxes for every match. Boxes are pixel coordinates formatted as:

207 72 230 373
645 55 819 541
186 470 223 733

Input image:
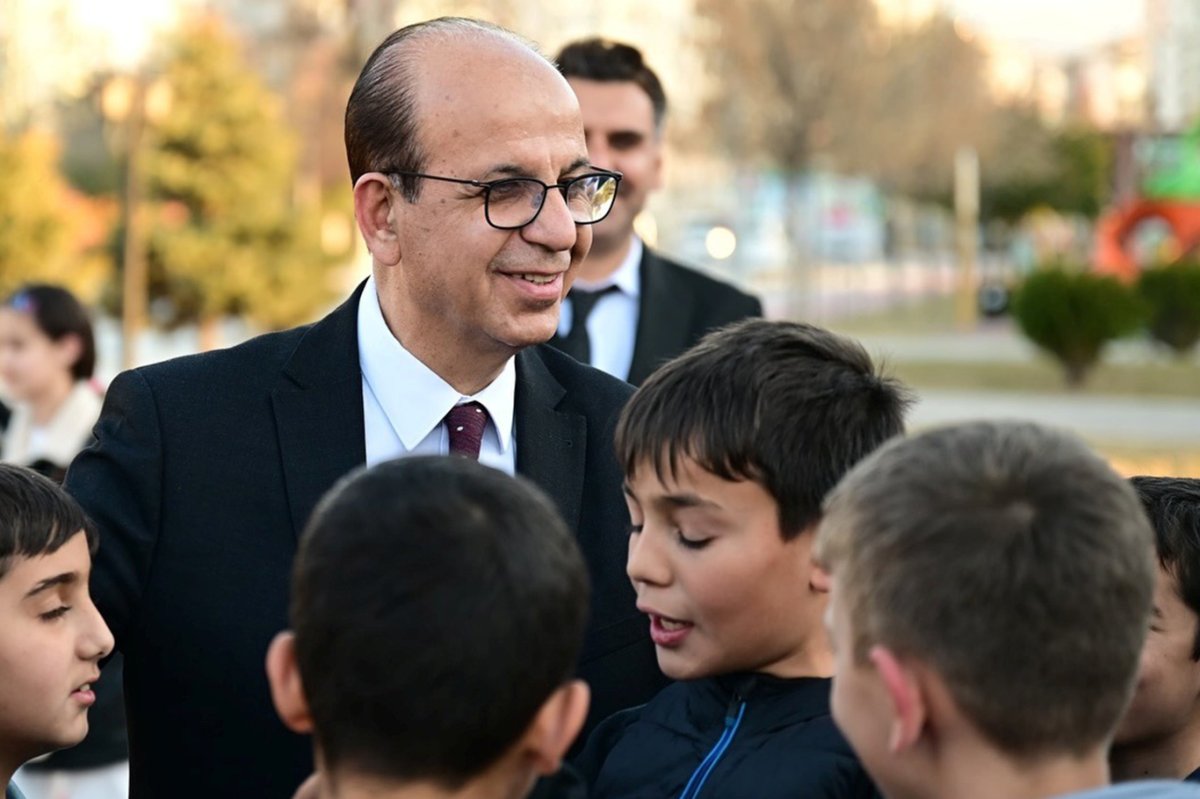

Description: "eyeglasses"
386 169 621 230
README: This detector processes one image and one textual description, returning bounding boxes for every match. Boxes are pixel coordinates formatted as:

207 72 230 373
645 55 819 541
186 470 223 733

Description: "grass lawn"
831 293 964 336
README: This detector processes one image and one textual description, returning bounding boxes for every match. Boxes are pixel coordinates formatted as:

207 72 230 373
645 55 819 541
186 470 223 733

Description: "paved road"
907 389 1200 448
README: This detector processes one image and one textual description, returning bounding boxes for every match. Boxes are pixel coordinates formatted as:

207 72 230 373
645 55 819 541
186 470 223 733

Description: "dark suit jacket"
553 247 763 386
64 285 664 799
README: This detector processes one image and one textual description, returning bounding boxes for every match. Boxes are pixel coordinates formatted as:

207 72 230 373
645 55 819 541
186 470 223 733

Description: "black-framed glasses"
386 169 621 230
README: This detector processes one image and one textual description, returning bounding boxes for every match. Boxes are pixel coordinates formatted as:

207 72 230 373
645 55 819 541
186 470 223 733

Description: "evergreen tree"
139 16 340 336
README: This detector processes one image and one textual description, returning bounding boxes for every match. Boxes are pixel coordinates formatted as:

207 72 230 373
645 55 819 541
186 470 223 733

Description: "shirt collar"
357 276 516 453
571 236 642 297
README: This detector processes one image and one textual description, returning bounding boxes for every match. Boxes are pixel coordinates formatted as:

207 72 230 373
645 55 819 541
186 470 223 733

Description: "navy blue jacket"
575 673 879 799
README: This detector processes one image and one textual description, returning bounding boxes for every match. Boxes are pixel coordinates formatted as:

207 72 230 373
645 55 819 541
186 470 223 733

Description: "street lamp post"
102 74 171 370
120 78 148 371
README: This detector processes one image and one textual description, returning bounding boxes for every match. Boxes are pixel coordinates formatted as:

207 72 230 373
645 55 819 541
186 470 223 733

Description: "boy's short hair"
0 464 97 580
290 456 590 787
817 421 1156 758
1131 476 1200 659
555 38 667 129
615 319 911 539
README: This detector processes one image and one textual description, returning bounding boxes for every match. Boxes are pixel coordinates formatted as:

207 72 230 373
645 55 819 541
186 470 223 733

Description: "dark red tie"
445 402 489 459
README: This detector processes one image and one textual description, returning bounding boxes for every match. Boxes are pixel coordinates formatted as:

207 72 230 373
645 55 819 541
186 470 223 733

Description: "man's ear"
870 645 927 753
266 631 314 735
518 679 591 776
353 172 403 267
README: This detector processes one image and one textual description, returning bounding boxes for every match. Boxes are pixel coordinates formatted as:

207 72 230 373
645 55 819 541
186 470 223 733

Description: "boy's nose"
80 595 115 661
626 527 670 587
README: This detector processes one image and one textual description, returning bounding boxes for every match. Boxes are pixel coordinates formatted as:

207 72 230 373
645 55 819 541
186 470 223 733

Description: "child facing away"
816 420 1200 799
266 456 593 799
1112 477 1200 784
0 465 114 799
575 319 912 798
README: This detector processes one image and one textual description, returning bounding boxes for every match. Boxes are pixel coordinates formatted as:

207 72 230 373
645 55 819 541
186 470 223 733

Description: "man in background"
551 38 762 385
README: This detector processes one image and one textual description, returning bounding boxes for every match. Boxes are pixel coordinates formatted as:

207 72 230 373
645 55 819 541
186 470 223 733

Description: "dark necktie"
445 402 489 460
556 286 618 364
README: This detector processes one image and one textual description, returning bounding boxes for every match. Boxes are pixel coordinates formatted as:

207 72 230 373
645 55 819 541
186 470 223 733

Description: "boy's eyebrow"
24 572 79 599
657 493 721 511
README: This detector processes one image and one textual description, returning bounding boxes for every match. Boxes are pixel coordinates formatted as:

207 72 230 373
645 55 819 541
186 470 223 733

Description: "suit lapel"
514 348 587 534
272 284 367 540
628 247 686 385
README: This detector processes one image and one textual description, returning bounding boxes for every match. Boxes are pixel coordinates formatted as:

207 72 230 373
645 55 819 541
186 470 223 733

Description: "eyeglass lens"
486 174 618 229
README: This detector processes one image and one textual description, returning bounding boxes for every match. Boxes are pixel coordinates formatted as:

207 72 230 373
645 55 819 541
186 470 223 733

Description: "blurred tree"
0 131 110 298
851 16 998 200
982 124 1112 222
695 0 879 173
125 16 341 341
1137 261 1200 356
1011 266 1145 387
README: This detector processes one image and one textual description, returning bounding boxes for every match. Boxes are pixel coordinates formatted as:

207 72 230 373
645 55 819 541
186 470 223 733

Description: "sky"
948 0 1147 54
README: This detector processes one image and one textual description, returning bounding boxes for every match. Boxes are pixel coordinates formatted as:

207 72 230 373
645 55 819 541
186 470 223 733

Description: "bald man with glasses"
66 18 664 799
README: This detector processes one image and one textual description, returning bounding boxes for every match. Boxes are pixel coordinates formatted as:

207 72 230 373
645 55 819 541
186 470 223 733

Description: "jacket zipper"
677 692 748 799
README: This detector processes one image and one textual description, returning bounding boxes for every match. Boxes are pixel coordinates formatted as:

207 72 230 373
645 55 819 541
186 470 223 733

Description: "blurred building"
1146 0 1200 132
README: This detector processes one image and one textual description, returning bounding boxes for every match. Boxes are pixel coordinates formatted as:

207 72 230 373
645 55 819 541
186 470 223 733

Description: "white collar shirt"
557 236 642 382
357 276 516 474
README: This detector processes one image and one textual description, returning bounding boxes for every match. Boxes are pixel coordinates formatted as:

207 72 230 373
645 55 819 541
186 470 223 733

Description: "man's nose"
521 187 578 252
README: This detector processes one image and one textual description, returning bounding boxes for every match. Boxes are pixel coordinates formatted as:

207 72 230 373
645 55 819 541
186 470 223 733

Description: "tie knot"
445 402 489 460
569 285 618 325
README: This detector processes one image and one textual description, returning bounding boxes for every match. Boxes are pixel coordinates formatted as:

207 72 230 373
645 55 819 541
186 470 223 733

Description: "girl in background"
0 285 102 481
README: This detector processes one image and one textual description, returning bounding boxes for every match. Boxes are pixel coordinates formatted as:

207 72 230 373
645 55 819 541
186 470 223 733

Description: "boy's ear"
266 631 314 734
518 679 591 776
870 645 928 753
809 562 832 594
353 172 403 267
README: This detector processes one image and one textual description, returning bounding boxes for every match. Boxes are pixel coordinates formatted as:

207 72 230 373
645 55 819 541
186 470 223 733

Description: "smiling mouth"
513 273 557 285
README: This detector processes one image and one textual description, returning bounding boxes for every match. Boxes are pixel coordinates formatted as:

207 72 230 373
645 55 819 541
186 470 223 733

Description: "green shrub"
1137 262 1200 356
1011 267 1146 387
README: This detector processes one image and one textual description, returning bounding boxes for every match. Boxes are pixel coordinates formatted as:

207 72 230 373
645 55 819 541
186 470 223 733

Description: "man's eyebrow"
24 572 79 599
562 156 592 175
483 157 595 181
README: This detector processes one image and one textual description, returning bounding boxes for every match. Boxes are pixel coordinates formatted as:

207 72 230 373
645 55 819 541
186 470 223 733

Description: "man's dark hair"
555 38 667 129
0 464 97 580
1132 476 1200 659
5 284 96 380
291 456 590 787
616 319 912 539
344 17 541 200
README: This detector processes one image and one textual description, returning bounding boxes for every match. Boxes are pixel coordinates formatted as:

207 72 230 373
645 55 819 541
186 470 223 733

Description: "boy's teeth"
520 274 554 284
660 618 687 631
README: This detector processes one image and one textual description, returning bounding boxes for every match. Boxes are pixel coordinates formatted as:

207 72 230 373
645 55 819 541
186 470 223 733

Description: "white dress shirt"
557 236 642 381
358 276 516 474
